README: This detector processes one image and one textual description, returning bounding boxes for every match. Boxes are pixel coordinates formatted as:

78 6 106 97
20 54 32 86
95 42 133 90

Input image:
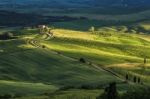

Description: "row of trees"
125 74 141 84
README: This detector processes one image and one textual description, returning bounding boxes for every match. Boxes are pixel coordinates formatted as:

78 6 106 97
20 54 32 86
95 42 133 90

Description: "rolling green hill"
43 24 150 83
0 1 150 99
0 28 122 96
0 19 150 98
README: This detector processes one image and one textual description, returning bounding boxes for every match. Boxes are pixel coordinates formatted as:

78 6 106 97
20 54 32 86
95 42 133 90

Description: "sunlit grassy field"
43 22 150 84
0 19 150 98
0 27 123 96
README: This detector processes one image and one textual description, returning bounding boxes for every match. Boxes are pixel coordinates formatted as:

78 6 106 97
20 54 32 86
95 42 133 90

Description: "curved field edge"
0 80 58 95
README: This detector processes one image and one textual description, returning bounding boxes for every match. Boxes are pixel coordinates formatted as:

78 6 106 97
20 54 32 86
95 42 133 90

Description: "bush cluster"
0 32 14 40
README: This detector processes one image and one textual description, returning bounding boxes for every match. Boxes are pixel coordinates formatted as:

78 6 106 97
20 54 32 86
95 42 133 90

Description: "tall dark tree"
138 77 141 84
133 76 137 83
107 82 118 99
97 82 118 99
126 74 129 81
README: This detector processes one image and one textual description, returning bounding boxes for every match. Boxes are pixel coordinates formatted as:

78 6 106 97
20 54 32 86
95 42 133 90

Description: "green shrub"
0 32 14 40
121 87 150 99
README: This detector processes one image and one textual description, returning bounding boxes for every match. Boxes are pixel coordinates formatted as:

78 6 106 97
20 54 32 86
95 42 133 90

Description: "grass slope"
0 29 121 95
0 19 150 98
0 48 119 85
42 23 150 83
0 80 57 95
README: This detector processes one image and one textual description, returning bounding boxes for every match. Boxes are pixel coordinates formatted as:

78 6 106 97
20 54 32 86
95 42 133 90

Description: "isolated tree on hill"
79 58 86 63
138 77 141 84
126 74 129 81
133 76 137 83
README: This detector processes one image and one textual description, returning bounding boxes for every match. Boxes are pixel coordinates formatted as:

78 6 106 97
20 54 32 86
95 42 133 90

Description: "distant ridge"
0 0 150 8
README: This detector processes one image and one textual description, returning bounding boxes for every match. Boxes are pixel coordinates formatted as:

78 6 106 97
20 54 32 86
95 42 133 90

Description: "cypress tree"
107 82 118 99
133 76 137 83
126 74 129 81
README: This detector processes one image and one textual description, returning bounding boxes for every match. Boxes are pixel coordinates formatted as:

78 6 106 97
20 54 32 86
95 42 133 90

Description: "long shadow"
0 10 79 27
0 39 29 56
51 18 150 31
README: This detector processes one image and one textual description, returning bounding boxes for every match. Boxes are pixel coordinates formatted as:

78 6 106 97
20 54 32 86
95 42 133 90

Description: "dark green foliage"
107 82 118 99
125 74 129 81
121 87 150 99
79 85 95 89
0 10 78 27
133 76 137 83
0 94 12 99
79 58 86 63
0 32 14 40
13 94 22 98
42 45 46 49
137 77 141 84
97 82 118 99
